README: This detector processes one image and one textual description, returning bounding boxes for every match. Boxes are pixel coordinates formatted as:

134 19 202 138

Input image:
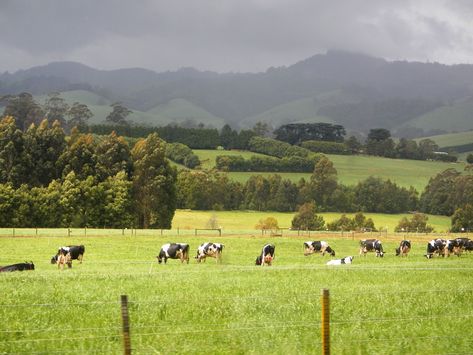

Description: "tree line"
0 114 471 230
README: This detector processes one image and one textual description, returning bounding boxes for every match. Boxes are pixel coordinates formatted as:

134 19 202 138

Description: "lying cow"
326 256 353 266
195 242 224 263
425 239 447 259
51 245 85 268
0 262 35 272
395 240 411 257
157 243 190 264
359 239 384 257
303 241 335 257
255 244 275 266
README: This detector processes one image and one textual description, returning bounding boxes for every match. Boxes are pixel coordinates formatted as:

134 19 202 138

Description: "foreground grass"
1 234 472 354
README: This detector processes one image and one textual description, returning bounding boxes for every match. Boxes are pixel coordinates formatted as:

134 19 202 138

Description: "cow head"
255 255 262 265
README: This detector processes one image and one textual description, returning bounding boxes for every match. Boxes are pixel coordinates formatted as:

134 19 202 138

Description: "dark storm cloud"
1 0 472 73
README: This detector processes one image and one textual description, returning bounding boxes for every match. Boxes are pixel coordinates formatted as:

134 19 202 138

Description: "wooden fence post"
121 295 132 355
321 288 330 355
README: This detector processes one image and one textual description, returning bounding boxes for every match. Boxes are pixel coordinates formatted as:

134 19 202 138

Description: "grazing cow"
425 239 447 259
195 242 224 263
326 256 354 265
0 262 35 272
51 245 85 268
445 238 468 257
395 240 411 257
255 244 275 266
359 239 384 257
157 243 190 264
303 241 335 257
464 239 473 252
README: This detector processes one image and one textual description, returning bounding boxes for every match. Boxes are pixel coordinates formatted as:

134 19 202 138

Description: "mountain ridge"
2 51 473 136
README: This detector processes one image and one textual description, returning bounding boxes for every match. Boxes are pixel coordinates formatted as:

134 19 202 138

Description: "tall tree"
2 92 43 131
95 131 133 181
309 156 338 210
132 133 177 228
106 102 132 125
43 92 69 127
67 102 93 130
220 124 238 149
366 128 395 157
0 116 26 186
58 131 97 180
23 119 66 186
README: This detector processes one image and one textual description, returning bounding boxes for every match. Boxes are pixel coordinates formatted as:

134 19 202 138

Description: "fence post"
121 295 132 355
321 288 330 355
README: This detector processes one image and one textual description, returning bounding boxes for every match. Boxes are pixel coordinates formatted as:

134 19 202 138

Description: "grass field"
193 149 467 192
1 232 472 354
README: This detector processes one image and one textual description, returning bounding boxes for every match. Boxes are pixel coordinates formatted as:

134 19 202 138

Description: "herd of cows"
1 236 472 272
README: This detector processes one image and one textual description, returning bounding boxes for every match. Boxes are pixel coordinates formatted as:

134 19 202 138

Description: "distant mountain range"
2 50 473 137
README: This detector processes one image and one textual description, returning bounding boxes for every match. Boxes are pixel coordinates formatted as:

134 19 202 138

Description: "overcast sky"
1 0 472 73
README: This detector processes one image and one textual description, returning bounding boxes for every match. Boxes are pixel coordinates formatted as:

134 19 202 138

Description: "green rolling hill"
399 98 473 132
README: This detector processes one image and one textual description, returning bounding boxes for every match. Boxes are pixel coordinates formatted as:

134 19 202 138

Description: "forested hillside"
2 51 473 135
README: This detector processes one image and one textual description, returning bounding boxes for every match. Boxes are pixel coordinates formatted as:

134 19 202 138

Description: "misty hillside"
2 51 473 136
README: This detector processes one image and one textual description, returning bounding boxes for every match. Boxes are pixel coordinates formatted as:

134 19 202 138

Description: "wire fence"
1 227 466 240
2 289 473 353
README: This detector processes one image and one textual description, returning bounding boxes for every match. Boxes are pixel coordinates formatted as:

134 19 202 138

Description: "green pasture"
193 149 467 192
1 233 472 354
416 130 473 149
172 210 452 234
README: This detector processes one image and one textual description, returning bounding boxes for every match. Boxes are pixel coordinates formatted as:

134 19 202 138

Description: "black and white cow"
255 244 275 266
359 239 384 257
303 241 335 257
51 245 85 268
0 262 35 272
425 239 447 259
157 243 190 264
445 238 469 257
464 239 473 252
195 242 224 263
395 240 411 257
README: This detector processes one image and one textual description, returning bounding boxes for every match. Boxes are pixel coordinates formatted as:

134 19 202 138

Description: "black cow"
359 239 384 257
0 262 35 272
425 239 447 259
255 244 275 266
51 245 85 268
303 241 335 256
395 240 411 257
157 243 190 264
195 242 224 263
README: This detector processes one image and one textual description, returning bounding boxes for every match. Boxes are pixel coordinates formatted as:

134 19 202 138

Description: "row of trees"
176 158 418 213
1 92 135 132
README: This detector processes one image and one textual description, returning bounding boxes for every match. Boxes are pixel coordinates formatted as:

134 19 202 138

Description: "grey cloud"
1 0 472 73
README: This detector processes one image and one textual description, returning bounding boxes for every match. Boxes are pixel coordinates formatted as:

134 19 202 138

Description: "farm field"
193 150 467 192
1 233 472 354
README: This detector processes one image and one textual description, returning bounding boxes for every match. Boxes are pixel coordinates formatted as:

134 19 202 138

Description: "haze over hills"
1 50 473 136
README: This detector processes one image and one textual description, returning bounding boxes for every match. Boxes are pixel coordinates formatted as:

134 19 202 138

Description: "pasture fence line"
1 227 469 241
